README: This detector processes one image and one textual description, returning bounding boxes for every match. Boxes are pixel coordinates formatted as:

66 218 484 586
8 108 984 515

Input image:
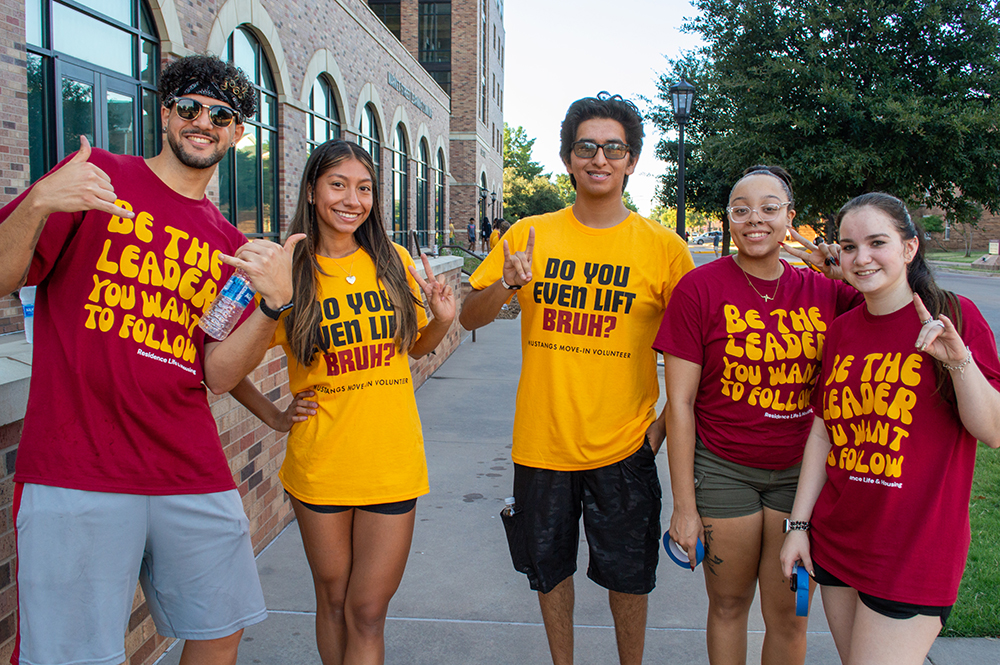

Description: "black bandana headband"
165 76 255 121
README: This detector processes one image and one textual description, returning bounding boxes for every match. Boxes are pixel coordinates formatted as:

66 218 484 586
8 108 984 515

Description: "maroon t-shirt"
654 257 860 469
2 149 250 495
810 298 1000 605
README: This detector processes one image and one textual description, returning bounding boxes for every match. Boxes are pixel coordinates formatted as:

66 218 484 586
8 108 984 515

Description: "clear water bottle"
501 497 517 517
199 268 256 340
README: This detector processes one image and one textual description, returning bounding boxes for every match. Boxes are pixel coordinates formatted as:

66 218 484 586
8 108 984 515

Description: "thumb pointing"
70 135 92 163
284 233 308 253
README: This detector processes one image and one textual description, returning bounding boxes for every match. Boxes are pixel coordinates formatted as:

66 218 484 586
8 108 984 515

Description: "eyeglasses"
172 97 242 128
571 140 630 160
726 202 791 223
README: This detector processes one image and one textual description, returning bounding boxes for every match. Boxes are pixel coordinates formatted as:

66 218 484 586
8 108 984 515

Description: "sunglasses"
571 140 630 160
172 97 242 128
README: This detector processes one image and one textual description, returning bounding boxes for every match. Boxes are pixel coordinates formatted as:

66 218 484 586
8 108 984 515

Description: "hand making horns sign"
502 226 535 287
408 253 457 324
780 226 843 280
913 292 966 362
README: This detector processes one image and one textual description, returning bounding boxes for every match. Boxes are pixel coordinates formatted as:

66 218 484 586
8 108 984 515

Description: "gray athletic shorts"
15 484 267 665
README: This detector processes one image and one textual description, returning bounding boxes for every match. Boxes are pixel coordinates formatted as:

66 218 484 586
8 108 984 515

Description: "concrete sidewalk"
157 319 998 665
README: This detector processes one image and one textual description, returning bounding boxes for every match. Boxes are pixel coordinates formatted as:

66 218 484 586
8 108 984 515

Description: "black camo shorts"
501 438 661 594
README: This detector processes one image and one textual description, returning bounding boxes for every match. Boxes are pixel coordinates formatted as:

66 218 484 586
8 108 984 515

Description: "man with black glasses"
0 55 303 664
461 93 694 665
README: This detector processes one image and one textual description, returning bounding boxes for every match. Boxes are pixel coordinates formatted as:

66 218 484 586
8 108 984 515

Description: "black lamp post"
491 191 497 220
479 188 488 249
668 76 696 240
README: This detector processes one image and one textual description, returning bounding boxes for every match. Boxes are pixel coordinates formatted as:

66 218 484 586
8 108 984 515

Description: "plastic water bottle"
199 268 255 340
501 497 517 517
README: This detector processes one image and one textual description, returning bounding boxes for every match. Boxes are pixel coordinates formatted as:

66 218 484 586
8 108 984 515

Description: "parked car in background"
691 231 722 245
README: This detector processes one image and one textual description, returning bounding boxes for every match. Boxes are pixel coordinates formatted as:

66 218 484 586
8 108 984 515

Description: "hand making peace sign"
502 225 535 287
781 227 843 280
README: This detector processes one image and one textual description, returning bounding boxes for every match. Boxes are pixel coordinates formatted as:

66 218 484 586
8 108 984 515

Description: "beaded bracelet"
942 346 973 378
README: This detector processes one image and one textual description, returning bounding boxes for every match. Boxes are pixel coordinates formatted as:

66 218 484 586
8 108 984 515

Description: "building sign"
388 72 433 119
990 239 999 255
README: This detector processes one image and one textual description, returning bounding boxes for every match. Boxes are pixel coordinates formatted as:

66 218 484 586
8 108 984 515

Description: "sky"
503 0 705 216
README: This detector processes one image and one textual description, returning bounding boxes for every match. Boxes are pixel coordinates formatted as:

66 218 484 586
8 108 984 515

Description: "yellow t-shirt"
489 229 500 251
470 207 694 470
275 244 430 504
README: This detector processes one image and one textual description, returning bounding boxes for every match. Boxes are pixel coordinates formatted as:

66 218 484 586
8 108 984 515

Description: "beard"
167 129 229 169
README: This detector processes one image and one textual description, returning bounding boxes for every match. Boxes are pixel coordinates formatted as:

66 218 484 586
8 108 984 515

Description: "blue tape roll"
663 532 704 569
794 565 809 617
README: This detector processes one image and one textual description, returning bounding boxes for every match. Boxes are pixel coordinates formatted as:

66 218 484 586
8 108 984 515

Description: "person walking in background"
0 54 301 665
713 231 721 257
232 140 455 665
481 215 493 250
781 193 1000 665
468 217 476 250
654 165 860 665
461 92 694 665
489 219 502 252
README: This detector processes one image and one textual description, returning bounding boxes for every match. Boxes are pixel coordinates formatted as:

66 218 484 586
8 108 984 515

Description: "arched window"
26 0 160 182
435 149 445 242
218 26 279 242
307 76 340 152
391 125 409 246
358 104 381 187
416 140 429 248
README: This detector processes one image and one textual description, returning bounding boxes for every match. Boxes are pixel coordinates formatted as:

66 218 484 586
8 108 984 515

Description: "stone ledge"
0 333 31 427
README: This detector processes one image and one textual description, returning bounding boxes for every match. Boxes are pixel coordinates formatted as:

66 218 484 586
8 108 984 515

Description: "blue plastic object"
663 532 704 569
794 564 810 617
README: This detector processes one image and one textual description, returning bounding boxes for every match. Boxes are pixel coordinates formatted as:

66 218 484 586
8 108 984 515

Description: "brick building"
0 0 503 661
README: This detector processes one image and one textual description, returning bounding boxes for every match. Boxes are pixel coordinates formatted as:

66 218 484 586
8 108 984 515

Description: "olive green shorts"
693 438 800 518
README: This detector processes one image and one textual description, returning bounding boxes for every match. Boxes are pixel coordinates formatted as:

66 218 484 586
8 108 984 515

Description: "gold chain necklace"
735 257 781 302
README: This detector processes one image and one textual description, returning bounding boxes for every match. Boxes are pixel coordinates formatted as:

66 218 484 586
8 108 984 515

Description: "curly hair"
159 55 257 121
559 91 644 192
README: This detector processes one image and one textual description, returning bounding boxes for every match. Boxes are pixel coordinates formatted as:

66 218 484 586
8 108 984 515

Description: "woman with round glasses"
652 165 861 664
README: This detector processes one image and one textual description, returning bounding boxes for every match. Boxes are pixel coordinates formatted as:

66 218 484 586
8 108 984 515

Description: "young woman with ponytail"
780 193 1000 665
231 139 455 664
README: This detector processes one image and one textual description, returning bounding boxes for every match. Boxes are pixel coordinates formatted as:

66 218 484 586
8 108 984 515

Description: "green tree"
555 173 576 205
650 0 1000 243
503 167 565 220
622 191 639 213
504 123 545 179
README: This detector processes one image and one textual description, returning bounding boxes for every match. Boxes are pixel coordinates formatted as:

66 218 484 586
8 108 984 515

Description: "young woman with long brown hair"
780 193 1000 665
232 139 455 664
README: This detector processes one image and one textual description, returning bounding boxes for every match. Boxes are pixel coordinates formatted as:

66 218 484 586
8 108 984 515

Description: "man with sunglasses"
461 93 694 664
0 55 303 665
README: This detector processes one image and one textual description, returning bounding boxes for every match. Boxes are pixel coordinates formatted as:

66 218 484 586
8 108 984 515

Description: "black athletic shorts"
812 560 952 627
296 497 417 515
503 438 661 595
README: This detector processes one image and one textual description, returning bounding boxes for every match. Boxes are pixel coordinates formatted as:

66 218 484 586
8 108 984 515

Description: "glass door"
55 60 139 159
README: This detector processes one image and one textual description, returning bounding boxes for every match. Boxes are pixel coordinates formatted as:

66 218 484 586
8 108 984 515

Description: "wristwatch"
258 300 294 321
500 275 521 291
783 519 810 533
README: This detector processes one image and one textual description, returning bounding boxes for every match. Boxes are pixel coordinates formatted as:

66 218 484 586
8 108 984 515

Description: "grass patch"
942 442 1000 637
441 247 483 275
925 250 982 264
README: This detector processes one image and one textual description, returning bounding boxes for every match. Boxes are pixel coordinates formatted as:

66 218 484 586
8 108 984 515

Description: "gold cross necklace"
735 256 781 302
